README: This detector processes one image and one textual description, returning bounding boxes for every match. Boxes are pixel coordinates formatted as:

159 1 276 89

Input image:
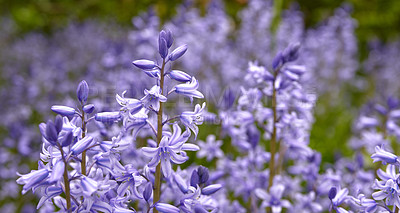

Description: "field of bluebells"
2 0 400 212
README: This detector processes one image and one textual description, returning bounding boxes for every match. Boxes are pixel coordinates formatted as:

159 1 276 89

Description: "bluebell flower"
116 90 143 115
351 194 378 213
158 31 168 59
173 77 204 101
37 186 63 209
372 164 400 208
330 187 349 213
43 120 59 145
115 166 146 200
83 104 95 114
95 111 122 123
141 85 167 111
81 176 98 197
155 203 180 213
255 184 291 213
143 182 152 202
371 145 399 165
373 178 400 208
168 44 188 61
132 59 157 70
77 80 89 104
168 70 192 82
49 160 64 183
17 168 50 194
180 103 206 138
141 124 191 178
202 184 222 195
197 135 224 161
71 136 94 155
51 105 76 116
122 108 149 137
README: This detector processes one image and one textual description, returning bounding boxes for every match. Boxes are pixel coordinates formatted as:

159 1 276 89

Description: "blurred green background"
2 0 400 44
1 0 399 163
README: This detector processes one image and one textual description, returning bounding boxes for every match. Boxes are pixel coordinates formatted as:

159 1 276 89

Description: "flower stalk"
81 110 87 175
268 67 280 192
154 58 166 211
58 144 72 212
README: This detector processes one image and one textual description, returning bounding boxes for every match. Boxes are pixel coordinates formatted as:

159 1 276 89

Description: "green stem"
153 59 166 212
268 68 280 192
59 144 71 212
81 110 86 175
271 0 283 33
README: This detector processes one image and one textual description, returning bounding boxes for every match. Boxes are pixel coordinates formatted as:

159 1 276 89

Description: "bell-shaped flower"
330 187 349 213
114 165 146 200
37 186 63 209
116 90 143 115
17 168 50 194
155 203 180 213
201 184 222 195
81 176 98 197
123 108 149 138
83 104 95 114
372 178 400 208
180 103 206 138
173 77 204 101
168 70 191 82
168 44 187 61
158 35 168 59
143 182 153 202
351 194 377 213
62 117 82 137
71 136 94 155
132 59 157 70
49 160 65 183
51 105 76 116
141 124 190 178
141 85 167 111
77 80 89 104
95 111 122 123
255 184 291 213
371 145 399 165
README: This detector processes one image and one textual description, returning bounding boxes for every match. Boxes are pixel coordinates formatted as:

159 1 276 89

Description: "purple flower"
351 194 377 213
168 44 188 61
49 160 64 183
173 77 204 101
116 169 145 200
17 168 50 194
81 176 98 197
132 59 157 70
116 91 143 115
180 103 206 138
330 188 349 213
202 184 222 195
43 120 59 145
83 104 95 114
155 203 180 213
255 184 291 213
197 135 224 161
71 136 94 155
371 145 399 165
77 80 89 104
141 124 190 178
143 182 152 202
159 32 168 59
168 70 191 82
95 111 121 123
372 178 400 208
141 85 167 111
51 105 76 116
